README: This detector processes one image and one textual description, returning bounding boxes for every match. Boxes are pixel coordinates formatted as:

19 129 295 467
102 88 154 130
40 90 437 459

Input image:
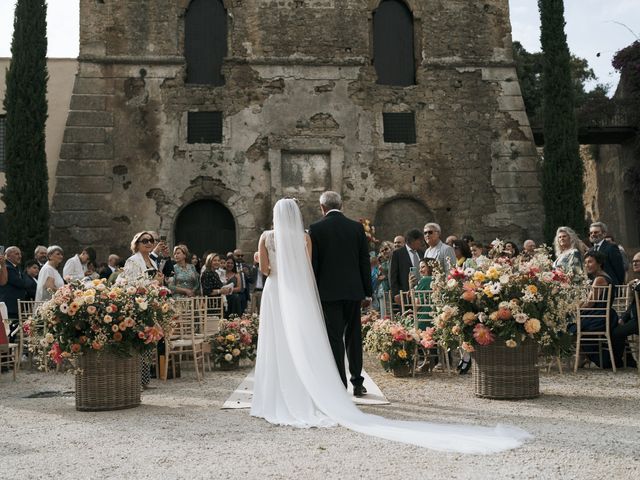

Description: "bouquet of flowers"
30 278 175 368
360 310 380 339
430 240 588 356
364 314 430 372
212 314 258 367
360 218 380 252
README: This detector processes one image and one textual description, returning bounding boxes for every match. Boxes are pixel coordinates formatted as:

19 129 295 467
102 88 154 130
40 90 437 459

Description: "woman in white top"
36 246 65 302
117 231 164 284
552 226 583 277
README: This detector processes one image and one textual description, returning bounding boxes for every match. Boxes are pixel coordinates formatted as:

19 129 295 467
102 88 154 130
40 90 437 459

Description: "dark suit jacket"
24 274 38 301
389 247 425 298
0 262 27 317
590 240 625 285
309 211 372 302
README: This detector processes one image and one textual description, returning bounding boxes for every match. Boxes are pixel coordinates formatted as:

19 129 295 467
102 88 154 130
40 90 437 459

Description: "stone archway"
174 199 236 257
374 197 434 242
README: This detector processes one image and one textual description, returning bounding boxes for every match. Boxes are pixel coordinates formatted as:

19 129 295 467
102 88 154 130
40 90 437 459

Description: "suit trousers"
321 299 364 388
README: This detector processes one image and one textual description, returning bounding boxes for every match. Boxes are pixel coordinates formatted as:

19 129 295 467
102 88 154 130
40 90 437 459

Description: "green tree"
2 0 49 256
538 0 586 243
513 40 604 122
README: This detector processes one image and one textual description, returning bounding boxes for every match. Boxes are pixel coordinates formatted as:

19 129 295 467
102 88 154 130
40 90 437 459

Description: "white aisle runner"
222 369 389 409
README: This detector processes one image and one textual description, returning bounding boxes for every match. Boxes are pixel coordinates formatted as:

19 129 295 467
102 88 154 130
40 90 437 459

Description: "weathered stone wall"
51 0 543 259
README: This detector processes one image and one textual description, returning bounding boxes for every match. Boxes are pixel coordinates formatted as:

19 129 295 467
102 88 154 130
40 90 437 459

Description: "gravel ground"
1 356 639 480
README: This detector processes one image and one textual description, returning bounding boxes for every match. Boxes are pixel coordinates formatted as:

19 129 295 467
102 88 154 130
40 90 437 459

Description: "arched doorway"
174 199 236 257
374 197 434 242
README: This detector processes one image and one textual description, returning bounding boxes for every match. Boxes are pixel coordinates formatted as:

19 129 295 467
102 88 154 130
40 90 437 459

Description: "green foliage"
512 40 605 123
2 0 49 256
538 0 586 244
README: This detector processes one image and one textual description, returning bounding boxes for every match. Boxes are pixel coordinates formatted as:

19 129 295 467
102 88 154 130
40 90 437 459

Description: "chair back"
17 300 45 336
382 291 393 318
410 289 435 328
577 284 612 333
171 298 196 339
398 291 412 316
193 296 224 337
612 284 631 317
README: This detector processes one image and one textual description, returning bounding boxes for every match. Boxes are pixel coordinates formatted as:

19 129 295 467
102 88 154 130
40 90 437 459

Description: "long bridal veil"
272 199 531 454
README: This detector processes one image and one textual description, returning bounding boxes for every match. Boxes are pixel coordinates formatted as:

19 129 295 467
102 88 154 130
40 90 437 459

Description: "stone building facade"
52 0 543 258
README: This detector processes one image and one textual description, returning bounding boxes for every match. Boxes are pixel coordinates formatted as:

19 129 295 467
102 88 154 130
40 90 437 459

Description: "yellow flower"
524 318 541 334
225 334 236 342
526 285 538 295
486 267 500 280
398 349 407 359
472 271 486 282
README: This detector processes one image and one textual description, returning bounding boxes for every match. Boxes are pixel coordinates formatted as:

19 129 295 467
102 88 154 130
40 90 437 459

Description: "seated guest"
451 239 471 268
409 259 437 325
0 247 27 342
466 242 488 268
612 252 640 361
569 251 624 368
107 259 125 285
552 226 583 277
62 247 96 282
502 241 519 259
521 239 536 261
100 254 120 280
83 261 101 281
36 246 65 302
23 260 40 301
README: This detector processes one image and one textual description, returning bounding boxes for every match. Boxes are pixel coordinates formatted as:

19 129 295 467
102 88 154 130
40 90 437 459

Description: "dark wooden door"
373 0 415 86
174 200 235 257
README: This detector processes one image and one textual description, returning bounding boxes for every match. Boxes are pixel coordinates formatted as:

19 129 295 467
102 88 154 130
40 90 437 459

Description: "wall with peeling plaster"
51 0 543 258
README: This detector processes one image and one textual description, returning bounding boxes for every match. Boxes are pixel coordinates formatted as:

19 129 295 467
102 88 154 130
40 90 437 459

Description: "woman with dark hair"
224 256 243 316
451 239 472 268
502 241 519 258
190 254 202 274
571 250 623 368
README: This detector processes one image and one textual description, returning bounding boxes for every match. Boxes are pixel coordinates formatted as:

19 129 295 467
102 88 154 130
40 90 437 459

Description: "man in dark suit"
0 246 27 343
389 229 425 304
309 191 372 397
588 222 625 285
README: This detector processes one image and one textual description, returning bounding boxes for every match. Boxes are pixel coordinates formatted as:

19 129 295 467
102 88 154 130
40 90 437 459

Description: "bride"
250 198 531 453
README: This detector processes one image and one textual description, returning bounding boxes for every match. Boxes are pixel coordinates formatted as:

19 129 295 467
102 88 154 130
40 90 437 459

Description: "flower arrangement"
364 314 429 372
359 218 380 252
212 314 259 367
430 240 588 356
29 278 175 367
360 310 380 339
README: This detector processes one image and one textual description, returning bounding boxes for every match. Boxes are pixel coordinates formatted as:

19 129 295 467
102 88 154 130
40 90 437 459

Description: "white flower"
95 283 106 291
515 313 529 324
447 279 458 288
224 353 233 362
138 301 148 311
59 304 69 313
464 267 475 277
44 333 54 344
499 274 510 284
489 282 502 295
478 312 488 323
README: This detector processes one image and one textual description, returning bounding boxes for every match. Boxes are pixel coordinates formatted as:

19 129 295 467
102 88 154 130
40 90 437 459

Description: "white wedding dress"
250 199 531 453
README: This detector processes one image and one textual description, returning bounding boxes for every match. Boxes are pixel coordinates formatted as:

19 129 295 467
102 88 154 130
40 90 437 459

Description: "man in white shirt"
423 222 457 274
62 247 96 282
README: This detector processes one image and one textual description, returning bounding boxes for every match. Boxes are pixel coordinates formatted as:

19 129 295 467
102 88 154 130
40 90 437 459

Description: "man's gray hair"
5 246 20 256
424 222 442 233
590 221 608 233
319 191 342 210
47 245 64 259
34 245 47 255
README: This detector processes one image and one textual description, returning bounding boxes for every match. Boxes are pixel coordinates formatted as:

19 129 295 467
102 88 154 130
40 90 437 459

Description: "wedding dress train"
250 199 531 453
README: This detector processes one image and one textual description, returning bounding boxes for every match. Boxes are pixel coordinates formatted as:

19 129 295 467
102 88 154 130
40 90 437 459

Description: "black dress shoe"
458 359 472 375
353 385 367 397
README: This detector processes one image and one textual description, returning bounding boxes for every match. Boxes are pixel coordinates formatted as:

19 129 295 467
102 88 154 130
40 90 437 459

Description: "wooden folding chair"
1 313 18 380
574 284 616 373
17 300 45 371
410 289 451 375
382 290 393 319
612 285 631 318
398 291 412 316
163 298 205 382
193 296 225 371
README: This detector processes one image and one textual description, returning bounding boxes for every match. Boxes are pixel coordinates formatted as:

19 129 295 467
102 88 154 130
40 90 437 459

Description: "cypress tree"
538 0 586 243
2 0 49 256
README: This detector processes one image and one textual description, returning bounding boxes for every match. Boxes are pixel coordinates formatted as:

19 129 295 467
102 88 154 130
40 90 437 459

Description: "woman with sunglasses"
118 231 164 285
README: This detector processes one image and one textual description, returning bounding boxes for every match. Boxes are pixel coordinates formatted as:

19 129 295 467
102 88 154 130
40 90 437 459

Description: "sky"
0 0 638 93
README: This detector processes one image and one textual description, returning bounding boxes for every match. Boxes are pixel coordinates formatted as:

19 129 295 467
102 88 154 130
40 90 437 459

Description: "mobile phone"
409 266 419 279
160 235 167 241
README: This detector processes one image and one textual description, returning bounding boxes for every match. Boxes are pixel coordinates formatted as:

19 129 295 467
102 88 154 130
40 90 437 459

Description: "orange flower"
461 290 476 302
496 308 512 321
70 343 81 353
473 323 495 346
91 341 103 350
380 352 390 362
113 332 123 341
462 312 477 325
524 318 541 334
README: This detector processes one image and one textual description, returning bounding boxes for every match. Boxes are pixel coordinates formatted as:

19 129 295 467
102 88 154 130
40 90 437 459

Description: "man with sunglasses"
423 223 456 275
587 222 625 286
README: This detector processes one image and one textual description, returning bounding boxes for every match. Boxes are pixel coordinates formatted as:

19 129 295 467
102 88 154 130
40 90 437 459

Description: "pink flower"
473 323 495 346
48 342 64 365
461 342 475 353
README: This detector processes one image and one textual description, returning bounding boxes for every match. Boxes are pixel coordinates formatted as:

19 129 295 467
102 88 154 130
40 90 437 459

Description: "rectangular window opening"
187 111 223 144
382 112 416 144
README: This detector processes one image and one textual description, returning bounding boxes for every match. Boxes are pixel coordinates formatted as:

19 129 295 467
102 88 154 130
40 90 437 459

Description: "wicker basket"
471 340 539 399
75 350 141 411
